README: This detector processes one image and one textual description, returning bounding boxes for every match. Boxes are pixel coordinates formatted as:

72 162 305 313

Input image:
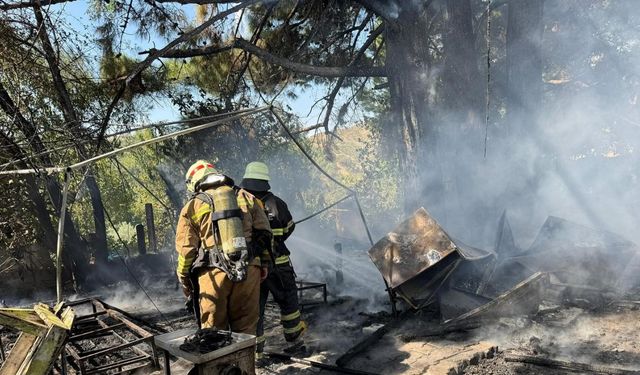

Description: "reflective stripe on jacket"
254 191 295 258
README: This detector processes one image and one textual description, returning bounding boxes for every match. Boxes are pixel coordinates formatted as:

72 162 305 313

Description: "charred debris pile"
346 207 640 374
2 207 640 375
369 208 640 323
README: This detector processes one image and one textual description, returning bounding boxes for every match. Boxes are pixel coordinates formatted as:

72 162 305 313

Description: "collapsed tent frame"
1 106 268 303
1 105 387 312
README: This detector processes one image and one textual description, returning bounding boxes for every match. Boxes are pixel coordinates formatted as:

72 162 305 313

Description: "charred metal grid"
61 299 159 375
296 281 327 309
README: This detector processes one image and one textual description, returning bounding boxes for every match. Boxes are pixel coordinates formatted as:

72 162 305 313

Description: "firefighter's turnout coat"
175 187 271 333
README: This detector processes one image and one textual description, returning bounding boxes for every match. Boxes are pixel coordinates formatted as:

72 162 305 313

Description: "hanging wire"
112 158 178 274
103 203 169 323
0 108 263 170
294 194 353 225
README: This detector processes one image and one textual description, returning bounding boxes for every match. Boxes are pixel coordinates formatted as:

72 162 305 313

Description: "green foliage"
70 129 176 258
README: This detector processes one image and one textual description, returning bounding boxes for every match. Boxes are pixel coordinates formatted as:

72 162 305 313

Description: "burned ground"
1 273 640 374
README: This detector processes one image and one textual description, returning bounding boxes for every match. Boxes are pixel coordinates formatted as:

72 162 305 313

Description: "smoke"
409 0 640 260
287 235 387 311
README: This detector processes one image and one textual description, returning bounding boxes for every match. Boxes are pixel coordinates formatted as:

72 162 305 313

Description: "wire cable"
103 204 169 323
294 194 353 225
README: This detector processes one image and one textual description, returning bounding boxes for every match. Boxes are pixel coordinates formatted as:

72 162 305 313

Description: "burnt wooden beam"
335 310 412 367
268 352 380 375
504 353 640 375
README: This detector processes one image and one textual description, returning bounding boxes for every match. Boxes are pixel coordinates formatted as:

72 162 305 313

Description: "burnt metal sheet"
394 256 461 309
448 256 497 295
438 287 493 322
368 208 492 308
368 208 493 289
514 216 639 289
477 258 536 298
368 208 459 289
443 272 548 324
495 211 520 257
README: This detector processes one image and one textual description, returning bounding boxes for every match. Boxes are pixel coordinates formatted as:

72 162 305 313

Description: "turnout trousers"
256 262 304 352
197 265 261 334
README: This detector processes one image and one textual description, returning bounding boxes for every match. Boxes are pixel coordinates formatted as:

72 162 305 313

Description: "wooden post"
56 170 70 304
0 334 5 362
145 204 157 253
136 224 147 256
334 242 343 286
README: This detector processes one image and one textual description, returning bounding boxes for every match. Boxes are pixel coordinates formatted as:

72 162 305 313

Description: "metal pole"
352 194 397 316
69 107 268 171
56 169 71 304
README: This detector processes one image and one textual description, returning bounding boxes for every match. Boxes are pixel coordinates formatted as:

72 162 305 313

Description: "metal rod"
69 107 268 171
84 355 150 374
56 169 71 304
352 193 398 315
0 107 267 176
80 337 149 360
0 166 64 176
0 109 260 170
295 194 353 224
75 311 107 321
69 323 126 341
271 107 396 315
352 195 373 247
266 352 380 375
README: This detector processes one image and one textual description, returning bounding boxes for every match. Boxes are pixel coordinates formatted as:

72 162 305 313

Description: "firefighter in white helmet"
241 161 307 356
175 160 272 333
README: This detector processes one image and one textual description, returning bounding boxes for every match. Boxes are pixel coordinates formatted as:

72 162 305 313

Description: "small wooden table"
154 328 256 375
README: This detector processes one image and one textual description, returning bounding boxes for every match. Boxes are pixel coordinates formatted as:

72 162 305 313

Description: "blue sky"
56 1 325 125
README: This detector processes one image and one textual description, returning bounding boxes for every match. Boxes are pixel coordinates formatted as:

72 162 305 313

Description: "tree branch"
353 0 398 21
146 38 388 78
0 0 75 11
321 23 385 132
154 0 240 3
291 123 324 135
33 5 79 127
95 0 259 152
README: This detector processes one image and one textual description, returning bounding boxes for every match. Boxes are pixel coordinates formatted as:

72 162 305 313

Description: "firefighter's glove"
185 295 195 314
253 229 273 253
260 266 269 282
177 273 192 298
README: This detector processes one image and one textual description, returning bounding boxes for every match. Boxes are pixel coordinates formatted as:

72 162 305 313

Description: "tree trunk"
384 1 434 214
34 5 110 267
157 168 184 214
0 81 88 285
507 0 544 137
0 131 56 269
85 173 109 265
443 0 483 127
438 0 488 233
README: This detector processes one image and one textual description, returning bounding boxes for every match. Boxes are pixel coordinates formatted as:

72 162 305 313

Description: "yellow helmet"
243 161 270 181
185 160 219 193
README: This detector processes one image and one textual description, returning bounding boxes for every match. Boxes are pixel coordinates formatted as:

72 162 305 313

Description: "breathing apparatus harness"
189 177 250 283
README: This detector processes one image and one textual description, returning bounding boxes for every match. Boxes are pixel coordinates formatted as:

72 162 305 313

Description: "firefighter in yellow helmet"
175 160 272 334
241 161 307 356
